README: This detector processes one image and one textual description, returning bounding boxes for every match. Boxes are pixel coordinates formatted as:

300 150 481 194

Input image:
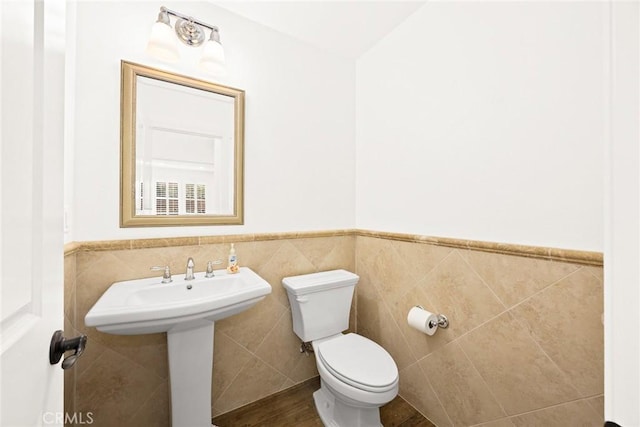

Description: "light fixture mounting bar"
161 6 219 32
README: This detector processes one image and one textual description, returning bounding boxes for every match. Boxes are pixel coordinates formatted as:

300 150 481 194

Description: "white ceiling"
213 1 426 59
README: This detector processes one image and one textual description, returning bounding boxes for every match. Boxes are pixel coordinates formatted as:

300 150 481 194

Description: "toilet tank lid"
282 270 359 295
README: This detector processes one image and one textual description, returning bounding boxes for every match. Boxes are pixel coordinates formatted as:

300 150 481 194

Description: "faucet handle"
205 260 223 278
150 265 172 283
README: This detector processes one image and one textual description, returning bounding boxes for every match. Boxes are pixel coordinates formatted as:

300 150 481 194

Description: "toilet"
282 270 399 427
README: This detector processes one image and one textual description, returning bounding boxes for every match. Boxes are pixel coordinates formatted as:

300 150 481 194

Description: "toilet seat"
317 333 398 393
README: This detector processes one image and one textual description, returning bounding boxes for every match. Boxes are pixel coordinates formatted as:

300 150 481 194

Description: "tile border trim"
64 229 603 266
62 229 354 255
355 230 603 266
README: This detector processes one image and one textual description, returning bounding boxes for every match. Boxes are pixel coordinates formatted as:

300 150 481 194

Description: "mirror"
120 61 244 227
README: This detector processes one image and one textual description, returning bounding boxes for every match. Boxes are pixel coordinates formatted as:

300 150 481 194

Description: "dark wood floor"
212 377 434 427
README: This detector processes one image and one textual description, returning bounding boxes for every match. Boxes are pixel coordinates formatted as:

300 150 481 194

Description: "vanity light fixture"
146 6 226 75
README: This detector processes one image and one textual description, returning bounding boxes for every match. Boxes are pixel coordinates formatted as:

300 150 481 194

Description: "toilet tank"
282 270 359 342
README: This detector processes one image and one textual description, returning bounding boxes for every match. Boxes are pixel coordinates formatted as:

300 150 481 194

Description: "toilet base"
313 380 382 427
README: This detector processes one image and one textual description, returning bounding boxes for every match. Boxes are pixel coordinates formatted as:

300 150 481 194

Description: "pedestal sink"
85 267 271 427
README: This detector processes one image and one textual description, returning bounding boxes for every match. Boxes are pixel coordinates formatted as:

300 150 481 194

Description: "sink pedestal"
84 267 272 426
167 321 215 427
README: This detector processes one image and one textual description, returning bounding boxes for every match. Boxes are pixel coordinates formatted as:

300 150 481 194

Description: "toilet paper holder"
416 305 449 329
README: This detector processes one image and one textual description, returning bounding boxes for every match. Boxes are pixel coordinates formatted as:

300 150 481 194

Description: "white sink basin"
84 266 271 426
85 267 271 335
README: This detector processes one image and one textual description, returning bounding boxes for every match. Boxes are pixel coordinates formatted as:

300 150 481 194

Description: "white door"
0 1 67 426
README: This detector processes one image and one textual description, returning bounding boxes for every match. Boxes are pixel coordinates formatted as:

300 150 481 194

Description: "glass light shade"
146 21 179 62
199 39 226 76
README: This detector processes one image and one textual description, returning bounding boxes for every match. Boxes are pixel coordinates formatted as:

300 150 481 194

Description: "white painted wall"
605 2 640 425
71 1 606 250
356 2 605 252
68 1 355 241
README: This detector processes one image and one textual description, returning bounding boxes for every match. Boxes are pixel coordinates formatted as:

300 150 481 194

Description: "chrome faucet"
185 257 195 280
205 259 223 278
150 265 172 283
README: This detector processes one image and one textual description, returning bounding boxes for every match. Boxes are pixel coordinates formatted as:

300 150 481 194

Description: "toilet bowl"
312 333 399 427
282 270 399 427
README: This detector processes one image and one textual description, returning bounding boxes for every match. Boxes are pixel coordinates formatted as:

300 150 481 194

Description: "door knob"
49 330 87 370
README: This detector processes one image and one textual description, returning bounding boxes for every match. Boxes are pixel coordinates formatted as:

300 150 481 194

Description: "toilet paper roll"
407 306 438 336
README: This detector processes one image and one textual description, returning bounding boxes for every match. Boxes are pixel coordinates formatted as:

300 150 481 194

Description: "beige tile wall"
64 235 355 426
64 231 603 426
355 236 604 426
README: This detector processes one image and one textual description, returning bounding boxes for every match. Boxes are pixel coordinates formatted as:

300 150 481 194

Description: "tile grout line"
449 303 583 406
74 344 108 385
454 322 603 425
249 301 288 353
458 248 510 312
508 307 585 402
457 339 510 420
215 314 306 386
357 244 471 426
356 239 451 425
505 263 584 311
128 377 167 423
583 393 605 417
376 240 426 363
248 310 308 382
253 239 286 275
380 286 420 366
583 264 605 283
414 356 456 427
211 332 257 412
496 393 604 422
503 267 593 401
451 264 589 345
385 243 456 310
436 268 590 420
372 245 458 356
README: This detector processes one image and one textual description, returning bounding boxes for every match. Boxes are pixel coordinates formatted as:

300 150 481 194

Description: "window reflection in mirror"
120 61 244 227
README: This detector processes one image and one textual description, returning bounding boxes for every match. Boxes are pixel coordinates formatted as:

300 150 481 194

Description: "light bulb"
146 20 179 62
199 30 226 76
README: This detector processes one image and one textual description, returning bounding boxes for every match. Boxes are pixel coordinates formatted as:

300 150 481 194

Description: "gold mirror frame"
120 61 244 227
